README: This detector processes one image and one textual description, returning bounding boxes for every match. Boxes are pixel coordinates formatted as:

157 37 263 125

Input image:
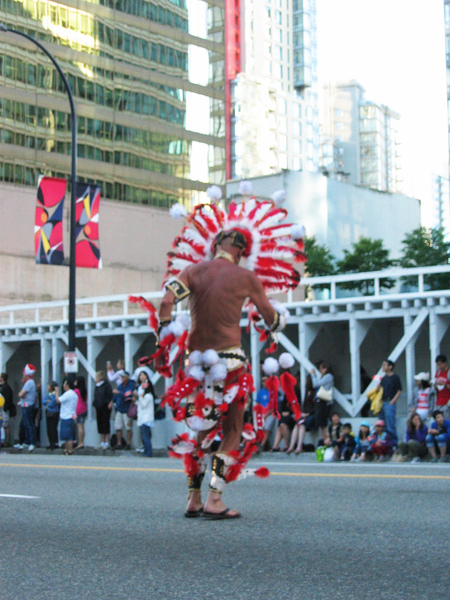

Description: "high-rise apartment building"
0 0 225 207
228 0 319 180
320 80 401 194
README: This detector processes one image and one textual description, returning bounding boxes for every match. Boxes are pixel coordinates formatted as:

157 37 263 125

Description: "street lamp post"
0 24 78 352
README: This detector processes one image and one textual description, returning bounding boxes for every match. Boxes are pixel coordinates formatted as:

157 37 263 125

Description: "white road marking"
0 494 39 499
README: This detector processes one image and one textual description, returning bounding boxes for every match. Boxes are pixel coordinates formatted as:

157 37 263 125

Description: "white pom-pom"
189 365 205 381
270 299 289 319
279 352 295 370
169 320 185 337
210 363 227 382
291 224 305 240
169 203 188 219
262 357 279 376
176 313 190 330
203 349 220 367
238 180 253 195
271 190 286 205
188 350 203 366
159 324 171 341
206 185 222 202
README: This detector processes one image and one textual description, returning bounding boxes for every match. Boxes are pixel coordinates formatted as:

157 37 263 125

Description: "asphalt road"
1 452 449 600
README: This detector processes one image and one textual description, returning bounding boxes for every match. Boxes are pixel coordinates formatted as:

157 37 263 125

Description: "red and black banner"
75 182 102 269
35 176 66 265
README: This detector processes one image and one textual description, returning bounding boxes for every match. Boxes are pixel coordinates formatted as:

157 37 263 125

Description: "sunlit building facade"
320 80 401 193
228 0 319 180
0 0 225 207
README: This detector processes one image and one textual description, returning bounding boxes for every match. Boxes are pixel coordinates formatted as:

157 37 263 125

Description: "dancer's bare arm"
158 271 190 321
247 273 276 328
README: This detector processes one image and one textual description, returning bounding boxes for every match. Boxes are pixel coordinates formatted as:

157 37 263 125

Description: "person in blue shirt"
112 371 135 449
426 410 450 463
43 381 60 450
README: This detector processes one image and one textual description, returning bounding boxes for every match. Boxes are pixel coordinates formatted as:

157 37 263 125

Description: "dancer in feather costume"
130 182 305 519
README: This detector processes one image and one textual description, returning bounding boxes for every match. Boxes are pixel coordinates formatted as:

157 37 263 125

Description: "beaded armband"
165 277 190 303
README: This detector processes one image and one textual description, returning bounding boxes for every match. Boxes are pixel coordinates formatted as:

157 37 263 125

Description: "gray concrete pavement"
1 452 449 600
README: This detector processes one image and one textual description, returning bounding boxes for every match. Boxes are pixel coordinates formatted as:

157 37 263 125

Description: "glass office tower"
0 0 225 207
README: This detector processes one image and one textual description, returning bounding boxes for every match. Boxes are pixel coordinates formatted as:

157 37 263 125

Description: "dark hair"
342 422 352 430
0 372 8 382
48 381 58 392
359 425 370 440
419 379 430 389
140 374 156 397
318 361 331 374
384 359 395 369
330 411 340 419
432 409 444 418
75 375 87 401
407 412 424 435
62 378 74 390
436 354 447 364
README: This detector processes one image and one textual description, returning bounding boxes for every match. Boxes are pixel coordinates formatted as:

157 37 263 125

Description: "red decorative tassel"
266 375 280 419
128 295 159 331
254 467 270 478
280 372 302 421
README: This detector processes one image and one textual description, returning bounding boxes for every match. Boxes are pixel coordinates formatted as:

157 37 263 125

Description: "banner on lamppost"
75 182 102 269
34 175 67 265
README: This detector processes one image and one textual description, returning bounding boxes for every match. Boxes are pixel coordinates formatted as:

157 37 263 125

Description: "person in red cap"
15 364 37 452
368 419 393 461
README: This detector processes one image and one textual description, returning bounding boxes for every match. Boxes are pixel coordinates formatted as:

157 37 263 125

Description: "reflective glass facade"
0 0 225 207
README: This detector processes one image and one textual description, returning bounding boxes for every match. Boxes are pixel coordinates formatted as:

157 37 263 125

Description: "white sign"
64 352 78 373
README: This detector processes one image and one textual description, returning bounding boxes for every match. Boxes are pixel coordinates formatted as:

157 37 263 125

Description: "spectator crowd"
1 354 450 464
0 358 164 457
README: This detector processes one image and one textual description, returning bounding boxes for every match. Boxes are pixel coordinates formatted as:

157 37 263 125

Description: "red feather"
255 467 270 478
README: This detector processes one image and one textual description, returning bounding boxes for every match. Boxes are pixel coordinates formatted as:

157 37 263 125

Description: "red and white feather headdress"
165 182 306 293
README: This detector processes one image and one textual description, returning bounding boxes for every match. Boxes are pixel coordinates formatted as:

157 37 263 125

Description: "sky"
316 0 448 226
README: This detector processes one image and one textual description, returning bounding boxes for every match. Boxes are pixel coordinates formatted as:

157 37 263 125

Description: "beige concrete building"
0 181 180 304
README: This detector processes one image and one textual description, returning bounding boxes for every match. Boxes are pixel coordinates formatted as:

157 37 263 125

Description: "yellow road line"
0 462 449 480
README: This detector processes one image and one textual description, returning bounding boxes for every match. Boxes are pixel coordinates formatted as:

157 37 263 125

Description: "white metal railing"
1 265 450 328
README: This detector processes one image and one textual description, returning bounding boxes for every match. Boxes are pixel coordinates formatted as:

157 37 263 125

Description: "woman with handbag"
93 371 113 450
311 361 334 440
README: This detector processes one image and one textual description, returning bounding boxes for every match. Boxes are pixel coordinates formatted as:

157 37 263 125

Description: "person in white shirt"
56 378 78 455
107 359 125 386
135 371 155 457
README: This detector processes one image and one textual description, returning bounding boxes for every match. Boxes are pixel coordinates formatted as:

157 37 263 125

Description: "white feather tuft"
202 349 220 366
188 350 203 366
209 363 227 382
176 313 190 330
169 203 188 219
206 185 222 201
279 352 295 370
291 224 305 240
238 180 253 196
159 325 171 341
169 320 185 337
271 190 286 206
262 357 279 376
189 365 205 381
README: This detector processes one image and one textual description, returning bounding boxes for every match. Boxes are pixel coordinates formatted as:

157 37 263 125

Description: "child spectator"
339 423 356 461
368 419 393 461
394 412 428 463
43 381 60 450
56 378 78 456
351 421 372 462
425 409 450 463
319 411 343 460
409 372 434 421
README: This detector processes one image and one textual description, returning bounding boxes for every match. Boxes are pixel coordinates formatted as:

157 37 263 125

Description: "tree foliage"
336 236 394 295
304 236 336 278
399 227 450 290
